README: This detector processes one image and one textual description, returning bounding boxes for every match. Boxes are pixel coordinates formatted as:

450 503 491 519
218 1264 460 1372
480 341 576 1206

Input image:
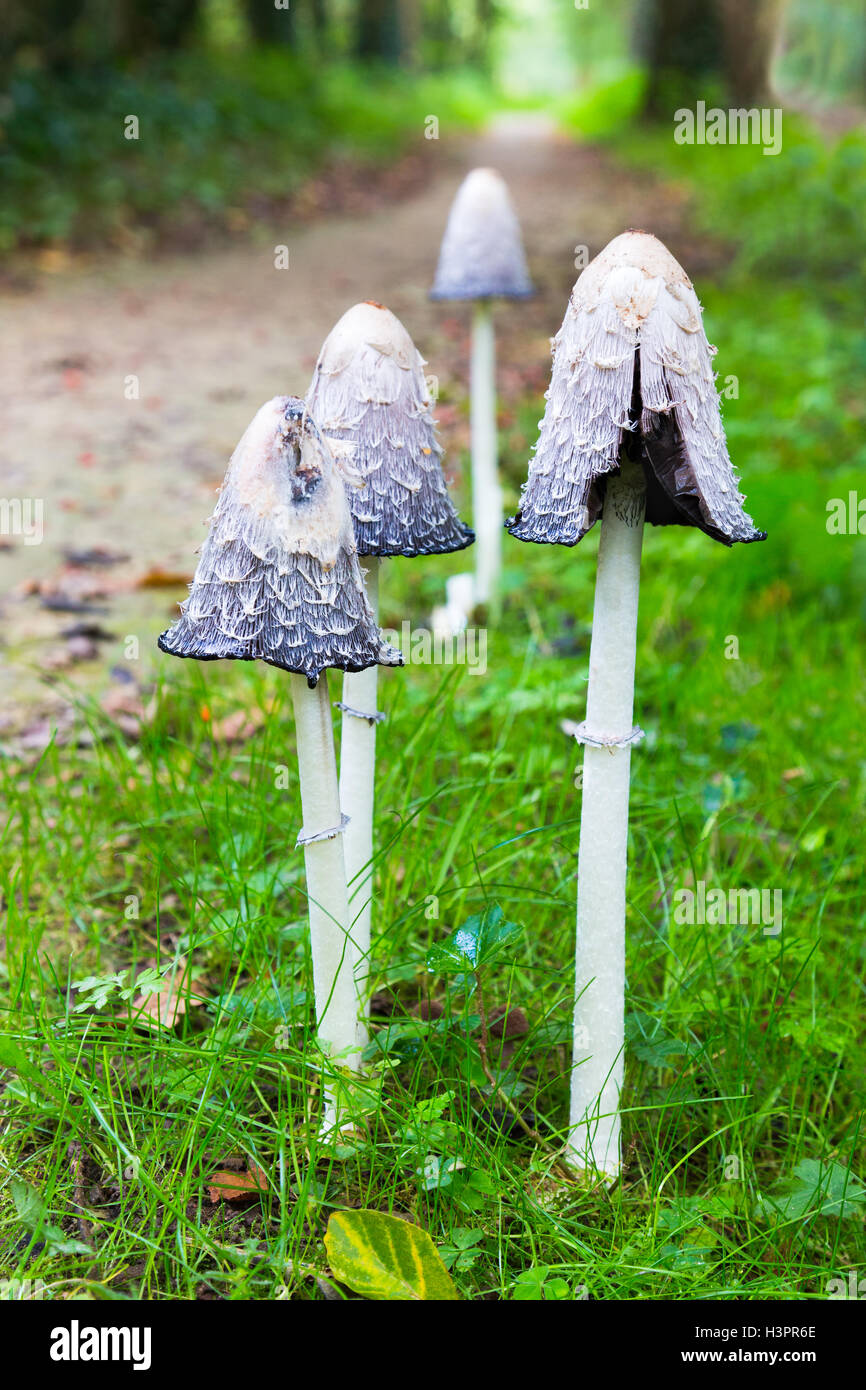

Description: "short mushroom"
307 302 472 1045
506 231 766 1179
159 395 402 1129
430 167 533 606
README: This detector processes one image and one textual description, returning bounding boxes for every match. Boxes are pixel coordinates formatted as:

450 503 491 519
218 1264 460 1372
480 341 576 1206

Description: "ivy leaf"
426 905 522 976
324 1209 458 1301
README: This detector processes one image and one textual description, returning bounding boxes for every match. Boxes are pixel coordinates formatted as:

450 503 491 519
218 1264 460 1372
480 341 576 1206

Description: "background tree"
242 0 296 46
642 0 785 112
356 0 404 62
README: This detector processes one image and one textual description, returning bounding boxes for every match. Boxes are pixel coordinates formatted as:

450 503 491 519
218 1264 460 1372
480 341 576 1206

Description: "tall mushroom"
506 231 766 1179
158 395 402 1129
430 167 533 607
307 301 472 1046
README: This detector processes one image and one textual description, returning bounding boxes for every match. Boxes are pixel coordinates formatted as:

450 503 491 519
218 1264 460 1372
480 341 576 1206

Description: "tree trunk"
718 0 784 105
642 0 724 115
356 0 403 62
120 0 202 52
244 0 296 46
642 0 783 113
310 0 327 41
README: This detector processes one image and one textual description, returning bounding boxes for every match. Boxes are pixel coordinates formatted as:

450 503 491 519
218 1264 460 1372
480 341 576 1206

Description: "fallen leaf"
782 767 806 781
132 960 205 1029
136 567 193 590
209 707 267 744
325 1209 458 1301
207 1163 269 1204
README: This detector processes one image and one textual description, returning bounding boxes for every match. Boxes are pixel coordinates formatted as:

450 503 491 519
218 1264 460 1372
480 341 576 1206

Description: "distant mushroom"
307 302 472 1046
506 231 766 1179
159 395 402 1129
430 167 533 607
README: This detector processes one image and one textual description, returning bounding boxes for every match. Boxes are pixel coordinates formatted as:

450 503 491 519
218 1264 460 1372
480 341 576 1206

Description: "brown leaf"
207 1163 269 1204
132 960 206 1029
209 707 266 744
136 567 193 590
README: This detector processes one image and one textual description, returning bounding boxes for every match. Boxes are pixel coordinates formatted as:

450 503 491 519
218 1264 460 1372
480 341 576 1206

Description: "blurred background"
1 0 864 255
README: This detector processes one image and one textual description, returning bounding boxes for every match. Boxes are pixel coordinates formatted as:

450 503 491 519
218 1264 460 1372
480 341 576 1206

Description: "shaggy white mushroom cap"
430 167 534 301
158 395 403 686
307 302 473 557
507 230 765 547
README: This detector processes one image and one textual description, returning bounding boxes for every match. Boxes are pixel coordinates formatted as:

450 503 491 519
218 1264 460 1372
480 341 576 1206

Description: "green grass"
1 99 865 1299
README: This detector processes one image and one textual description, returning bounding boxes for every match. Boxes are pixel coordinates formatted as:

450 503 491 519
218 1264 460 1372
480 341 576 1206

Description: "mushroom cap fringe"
430 167 534 302
307 301 474 558
506 231 766 547
158 396 404 687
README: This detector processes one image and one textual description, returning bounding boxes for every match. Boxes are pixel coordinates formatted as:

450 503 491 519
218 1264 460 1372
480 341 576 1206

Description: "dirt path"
0 114 691 732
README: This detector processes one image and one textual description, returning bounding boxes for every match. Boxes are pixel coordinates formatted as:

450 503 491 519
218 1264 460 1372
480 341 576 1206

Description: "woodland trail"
0 113 702 729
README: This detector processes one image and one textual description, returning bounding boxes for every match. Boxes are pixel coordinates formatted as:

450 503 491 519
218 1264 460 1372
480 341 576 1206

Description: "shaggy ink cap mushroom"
158 395 403 687
306 301 473 558
506 230 766 548
430 167 534 302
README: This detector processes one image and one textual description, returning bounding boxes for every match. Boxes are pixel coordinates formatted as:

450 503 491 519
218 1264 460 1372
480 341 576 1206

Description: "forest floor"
0 112 709 740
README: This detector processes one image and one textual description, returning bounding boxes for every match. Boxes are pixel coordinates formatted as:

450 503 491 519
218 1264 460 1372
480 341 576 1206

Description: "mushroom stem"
338 557 380 1051
290 671 360 1130
568 460 646 1180
470 300 502 606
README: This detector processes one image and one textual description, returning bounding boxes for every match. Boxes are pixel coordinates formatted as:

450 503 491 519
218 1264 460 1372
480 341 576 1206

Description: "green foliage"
0 54 489 251
324 1209 458 1301
71 966 165 1012
11 1182 93 1258
425 904 523 976
761 1160 866 1225
556 65 647 137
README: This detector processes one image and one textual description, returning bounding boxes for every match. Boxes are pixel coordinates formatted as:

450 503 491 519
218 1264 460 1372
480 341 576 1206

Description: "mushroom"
307 302 472 1046
430 167 533 607
506 231 766 1179
159 395 402 1128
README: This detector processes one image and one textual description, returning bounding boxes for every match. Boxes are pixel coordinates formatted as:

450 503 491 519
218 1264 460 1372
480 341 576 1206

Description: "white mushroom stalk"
506 231 765 1180
431 167 533 609
158 395 402 1128
333 556 380 1049
307 302 472 1047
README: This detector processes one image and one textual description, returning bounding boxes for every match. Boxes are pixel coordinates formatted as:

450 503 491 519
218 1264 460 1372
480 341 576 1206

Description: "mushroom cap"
158 395 403 687
430 167 534 301
506 230 766 547
306 301 474 558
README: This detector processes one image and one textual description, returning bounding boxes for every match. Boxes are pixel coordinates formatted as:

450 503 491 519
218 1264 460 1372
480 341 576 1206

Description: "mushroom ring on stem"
159 395 402 1130
506 231 766 1180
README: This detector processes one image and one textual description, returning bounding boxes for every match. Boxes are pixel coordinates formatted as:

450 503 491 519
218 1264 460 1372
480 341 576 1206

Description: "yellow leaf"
324 1209 458 1301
